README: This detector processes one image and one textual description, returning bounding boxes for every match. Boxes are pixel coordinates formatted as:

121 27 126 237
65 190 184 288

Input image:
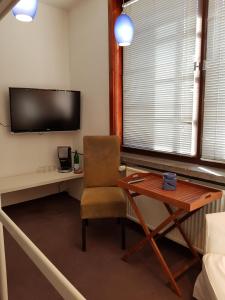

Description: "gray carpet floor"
3 193 201 300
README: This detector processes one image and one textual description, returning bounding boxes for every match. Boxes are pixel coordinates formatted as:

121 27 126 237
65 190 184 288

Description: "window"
109 0 225 167
123 0 200 157
202 0 225 163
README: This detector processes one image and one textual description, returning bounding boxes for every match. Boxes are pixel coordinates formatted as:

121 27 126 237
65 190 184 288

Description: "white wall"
0 3 75 205
68 0 110 199
69 0 110 153
0 0 110 204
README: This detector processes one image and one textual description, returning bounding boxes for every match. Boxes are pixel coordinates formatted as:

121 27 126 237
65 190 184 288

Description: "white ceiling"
40 0 78 10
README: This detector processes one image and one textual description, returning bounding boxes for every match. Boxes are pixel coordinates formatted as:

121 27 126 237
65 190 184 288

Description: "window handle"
194 61 201 71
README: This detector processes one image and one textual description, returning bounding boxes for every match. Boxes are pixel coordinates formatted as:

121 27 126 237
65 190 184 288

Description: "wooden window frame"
108 0 225 169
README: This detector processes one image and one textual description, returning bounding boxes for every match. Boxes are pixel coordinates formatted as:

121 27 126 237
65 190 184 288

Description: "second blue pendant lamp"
114 0 134 46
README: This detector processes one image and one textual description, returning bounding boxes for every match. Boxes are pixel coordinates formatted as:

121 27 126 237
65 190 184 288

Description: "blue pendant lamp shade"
12 0 38 22
114 13 134 46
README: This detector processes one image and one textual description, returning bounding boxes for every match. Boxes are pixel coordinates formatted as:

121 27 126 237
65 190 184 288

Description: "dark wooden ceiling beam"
0 0 19 20
108 0 123 142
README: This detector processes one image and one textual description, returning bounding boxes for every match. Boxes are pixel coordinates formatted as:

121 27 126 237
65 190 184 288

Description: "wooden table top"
118 173 222 211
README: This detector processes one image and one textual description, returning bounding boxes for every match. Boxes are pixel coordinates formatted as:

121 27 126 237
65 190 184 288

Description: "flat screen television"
9 87 80 133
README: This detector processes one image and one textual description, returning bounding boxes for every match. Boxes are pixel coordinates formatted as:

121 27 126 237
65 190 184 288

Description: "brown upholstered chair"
81 136 127 251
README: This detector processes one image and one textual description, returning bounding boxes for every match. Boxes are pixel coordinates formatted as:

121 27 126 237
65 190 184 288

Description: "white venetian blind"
202 0 225 163
123 0 199 156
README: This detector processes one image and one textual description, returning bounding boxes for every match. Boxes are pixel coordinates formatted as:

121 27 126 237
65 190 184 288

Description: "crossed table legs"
123 190 201 297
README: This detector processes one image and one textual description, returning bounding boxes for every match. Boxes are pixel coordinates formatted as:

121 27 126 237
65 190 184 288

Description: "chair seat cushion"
195 254 225 300
81 187 127 219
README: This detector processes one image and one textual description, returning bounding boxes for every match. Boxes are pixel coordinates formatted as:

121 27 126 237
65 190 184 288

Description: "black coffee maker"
57 146 72 172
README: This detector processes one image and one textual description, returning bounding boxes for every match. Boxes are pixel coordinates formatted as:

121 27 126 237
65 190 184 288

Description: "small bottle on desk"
73 151 80 173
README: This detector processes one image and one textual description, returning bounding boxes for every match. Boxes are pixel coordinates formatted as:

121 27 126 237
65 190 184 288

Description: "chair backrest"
83 135 120 187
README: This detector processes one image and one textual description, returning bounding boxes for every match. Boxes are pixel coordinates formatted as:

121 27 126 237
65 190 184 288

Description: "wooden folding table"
118 172 222 297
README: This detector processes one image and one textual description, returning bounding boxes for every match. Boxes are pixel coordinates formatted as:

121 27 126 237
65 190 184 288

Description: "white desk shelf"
0 171 84 195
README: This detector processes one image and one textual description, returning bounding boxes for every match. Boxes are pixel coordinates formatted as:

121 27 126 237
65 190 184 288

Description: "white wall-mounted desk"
0 170 83 195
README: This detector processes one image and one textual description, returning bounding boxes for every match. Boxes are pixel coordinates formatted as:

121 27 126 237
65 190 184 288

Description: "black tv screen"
9 88 80 133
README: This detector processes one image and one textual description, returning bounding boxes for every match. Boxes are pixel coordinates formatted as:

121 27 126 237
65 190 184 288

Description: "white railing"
0 206 86 300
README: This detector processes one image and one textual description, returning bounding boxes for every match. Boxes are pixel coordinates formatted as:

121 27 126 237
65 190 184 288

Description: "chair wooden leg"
121 218 126 250
82 219 87 251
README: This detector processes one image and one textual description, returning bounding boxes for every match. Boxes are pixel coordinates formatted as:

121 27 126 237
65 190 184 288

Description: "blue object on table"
163 172 177 191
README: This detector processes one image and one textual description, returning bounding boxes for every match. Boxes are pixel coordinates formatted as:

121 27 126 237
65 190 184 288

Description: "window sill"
121 152 225 186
